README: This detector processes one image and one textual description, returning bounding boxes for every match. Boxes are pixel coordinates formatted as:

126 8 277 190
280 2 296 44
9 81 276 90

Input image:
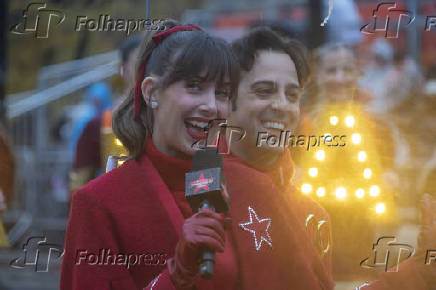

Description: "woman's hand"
168 209 226 289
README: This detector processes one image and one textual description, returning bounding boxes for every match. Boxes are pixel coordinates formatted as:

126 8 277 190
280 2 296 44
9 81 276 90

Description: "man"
222 27 334 289
227 27 435 289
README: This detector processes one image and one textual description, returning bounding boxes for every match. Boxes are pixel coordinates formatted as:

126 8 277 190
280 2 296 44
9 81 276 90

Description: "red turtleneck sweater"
146 139 240 289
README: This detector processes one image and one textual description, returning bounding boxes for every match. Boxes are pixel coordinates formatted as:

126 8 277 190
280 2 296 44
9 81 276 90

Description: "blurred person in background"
322 0 363 46
69 36 140 195
359 38 397 114
68 82 112 153
0 124 14 212
293 42 399 281
0 123 14 247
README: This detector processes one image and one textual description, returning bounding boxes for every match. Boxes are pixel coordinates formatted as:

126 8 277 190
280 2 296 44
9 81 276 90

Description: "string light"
358 151 367 162
345 116 355 127
369 185 380 196
335 187 347 199
355 188 365 199
315 150 325 161
115 138 123 146
330 116 339 126
316 187 326 197
351 133 361 144
308 168 318 177
301 184 312 194
375 202 386 214
363 168 372 179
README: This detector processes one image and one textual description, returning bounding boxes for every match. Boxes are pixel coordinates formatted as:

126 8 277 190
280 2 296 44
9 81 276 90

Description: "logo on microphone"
190 173 214 193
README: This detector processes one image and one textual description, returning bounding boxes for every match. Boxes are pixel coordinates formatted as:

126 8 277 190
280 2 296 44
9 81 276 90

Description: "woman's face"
316 48 360 101
151 76 231 158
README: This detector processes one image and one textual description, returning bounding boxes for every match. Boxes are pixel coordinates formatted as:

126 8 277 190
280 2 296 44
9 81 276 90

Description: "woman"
61 19 336 290
61 20 240 289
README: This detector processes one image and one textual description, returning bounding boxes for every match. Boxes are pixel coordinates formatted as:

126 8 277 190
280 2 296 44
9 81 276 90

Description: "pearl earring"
151 101 158 109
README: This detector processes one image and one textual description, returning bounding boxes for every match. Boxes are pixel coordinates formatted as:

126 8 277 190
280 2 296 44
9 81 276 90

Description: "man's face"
229 50 301 158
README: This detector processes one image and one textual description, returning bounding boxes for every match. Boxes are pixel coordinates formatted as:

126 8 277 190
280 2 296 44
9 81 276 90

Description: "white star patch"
239 206 272 251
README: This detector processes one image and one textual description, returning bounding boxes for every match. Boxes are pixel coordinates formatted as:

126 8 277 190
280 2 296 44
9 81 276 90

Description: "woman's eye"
216 90 231 99
186 81 202 91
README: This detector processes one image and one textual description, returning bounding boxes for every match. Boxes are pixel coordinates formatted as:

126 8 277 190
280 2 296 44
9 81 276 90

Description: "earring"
151 101 158 109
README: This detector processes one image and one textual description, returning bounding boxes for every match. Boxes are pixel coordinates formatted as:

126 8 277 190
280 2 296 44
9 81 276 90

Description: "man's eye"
287 93 300 102
255 88 274 96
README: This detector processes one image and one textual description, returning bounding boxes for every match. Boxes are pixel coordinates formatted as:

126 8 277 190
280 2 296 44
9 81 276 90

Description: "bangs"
168 32 239 94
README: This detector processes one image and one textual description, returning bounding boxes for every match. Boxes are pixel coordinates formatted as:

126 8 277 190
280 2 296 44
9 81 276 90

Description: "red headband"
133 25 202 119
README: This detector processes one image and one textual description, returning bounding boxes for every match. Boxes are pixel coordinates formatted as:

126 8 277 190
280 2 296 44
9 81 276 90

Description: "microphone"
185 148 230 279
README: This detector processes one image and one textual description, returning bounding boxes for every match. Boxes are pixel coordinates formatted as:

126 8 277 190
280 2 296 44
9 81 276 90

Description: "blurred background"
0 0 435 289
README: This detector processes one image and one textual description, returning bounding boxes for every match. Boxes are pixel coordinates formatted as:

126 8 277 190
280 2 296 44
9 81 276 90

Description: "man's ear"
141 76 159 107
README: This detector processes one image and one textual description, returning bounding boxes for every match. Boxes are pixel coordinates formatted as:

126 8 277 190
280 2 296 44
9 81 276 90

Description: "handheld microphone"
185 148 230 279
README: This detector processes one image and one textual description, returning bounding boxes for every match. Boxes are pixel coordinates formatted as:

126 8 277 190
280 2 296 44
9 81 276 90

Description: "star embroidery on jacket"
190 173 213 193
239 206 272 251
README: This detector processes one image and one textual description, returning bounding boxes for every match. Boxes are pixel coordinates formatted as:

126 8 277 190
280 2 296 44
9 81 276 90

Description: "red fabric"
146 139 239 289
73 115 101 170
151 26 202 44
61 137 335 289
223 153 334 290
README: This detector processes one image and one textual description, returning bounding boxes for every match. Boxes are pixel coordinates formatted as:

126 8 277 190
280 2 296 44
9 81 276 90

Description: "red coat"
61 143 333 289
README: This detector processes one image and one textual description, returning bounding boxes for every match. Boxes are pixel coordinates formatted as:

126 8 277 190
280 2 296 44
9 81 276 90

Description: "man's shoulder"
288 187 330 221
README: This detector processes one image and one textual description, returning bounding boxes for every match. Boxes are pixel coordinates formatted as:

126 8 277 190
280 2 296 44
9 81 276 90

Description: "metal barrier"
4 51 119 246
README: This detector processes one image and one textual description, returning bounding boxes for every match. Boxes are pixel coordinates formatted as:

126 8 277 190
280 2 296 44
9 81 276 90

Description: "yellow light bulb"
345 116 355 127
336 187 347 199
308 168 318 177
117 160 125 166
358 151 367 162
351 133 361 144
369 185 380 196
363 168 372 179
301 183 312 194
115 138 123 146
316 187 326 197
315 150 325 161
375 202 386 214
355 188 365 198
330 116 339 126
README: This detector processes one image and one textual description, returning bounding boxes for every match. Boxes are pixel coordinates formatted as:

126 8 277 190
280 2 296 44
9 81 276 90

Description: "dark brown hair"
112 19 240 159
231 27 310 109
